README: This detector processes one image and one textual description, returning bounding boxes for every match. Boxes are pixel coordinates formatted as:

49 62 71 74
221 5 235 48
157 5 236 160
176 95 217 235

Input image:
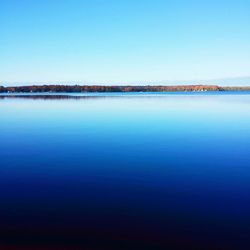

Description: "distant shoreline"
1 85 250 93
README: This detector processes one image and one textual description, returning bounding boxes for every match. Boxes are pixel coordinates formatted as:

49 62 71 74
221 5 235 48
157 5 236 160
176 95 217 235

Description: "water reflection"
0 93 250 249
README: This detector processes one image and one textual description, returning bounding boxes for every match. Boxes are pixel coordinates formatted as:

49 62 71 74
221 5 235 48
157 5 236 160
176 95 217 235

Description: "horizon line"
1 75 250 87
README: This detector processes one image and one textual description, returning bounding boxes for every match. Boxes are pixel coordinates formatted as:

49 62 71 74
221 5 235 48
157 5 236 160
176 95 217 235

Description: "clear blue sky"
1 0 250 84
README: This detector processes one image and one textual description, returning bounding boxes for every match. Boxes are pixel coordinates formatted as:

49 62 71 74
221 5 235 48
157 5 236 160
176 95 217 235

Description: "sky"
1 0 250 85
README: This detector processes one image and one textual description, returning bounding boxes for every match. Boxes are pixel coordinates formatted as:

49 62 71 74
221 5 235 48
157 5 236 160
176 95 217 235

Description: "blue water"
0 93 250 249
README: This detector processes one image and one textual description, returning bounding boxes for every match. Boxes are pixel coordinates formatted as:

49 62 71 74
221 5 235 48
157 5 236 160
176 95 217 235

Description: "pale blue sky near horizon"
1 0 250 85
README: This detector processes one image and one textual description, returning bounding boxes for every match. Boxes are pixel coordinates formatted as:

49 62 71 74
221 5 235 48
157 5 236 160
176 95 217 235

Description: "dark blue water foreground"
0 93 250 249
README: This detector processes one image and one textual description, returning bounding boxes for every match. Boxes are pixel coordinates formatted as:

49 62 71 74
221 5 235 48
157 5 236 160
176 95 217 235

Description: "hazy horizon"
1 76 250 87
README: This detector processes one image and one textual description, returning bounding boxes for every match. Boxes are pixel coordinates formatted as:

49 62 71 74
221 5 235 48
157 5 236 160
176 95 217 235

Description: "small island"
1 84 250 93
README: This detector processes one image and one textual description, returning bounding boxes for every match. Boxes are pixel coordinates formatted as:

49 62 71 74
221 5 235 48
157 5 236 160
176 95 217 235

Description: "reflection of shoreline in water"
0 95 133 101
0 95 99 100
1 90 250 101
1 93 250 108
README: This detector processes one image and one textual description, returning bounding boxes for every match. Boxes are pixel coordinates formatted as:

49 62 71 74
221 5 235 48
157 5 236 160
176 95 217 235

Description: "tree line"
0 85 249 93
0 84 222 93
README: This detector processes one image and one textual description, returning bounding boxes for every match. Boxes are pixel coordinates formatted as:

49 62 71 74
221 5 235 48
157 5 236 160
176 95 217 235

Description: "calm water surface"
0 93 250 249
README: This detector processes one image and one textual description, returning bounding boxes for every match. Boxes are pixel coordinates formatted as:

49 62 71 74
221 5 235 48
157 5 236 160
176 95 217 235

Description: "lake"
0 92 250 249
